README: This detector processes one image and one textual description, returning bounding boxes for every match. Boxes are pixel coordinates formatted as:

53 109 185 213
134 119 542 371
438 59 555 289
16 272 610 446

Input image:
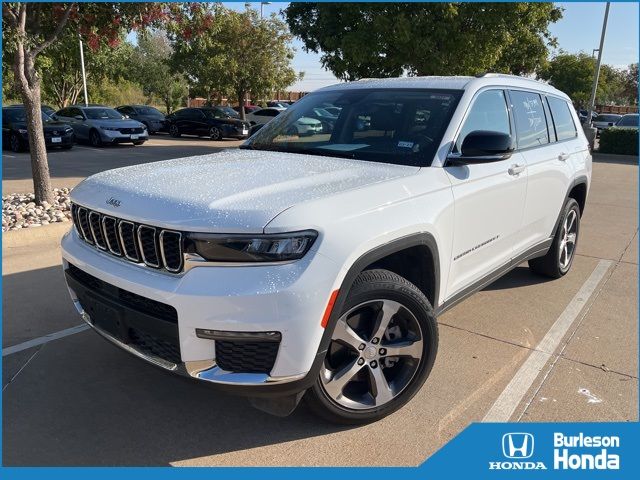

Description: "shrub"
598 127 639 155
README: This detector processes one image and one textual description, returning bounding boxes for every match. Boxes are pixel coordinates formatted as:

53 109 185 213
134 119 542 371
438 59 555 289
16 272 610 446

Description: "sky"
227 1 639 92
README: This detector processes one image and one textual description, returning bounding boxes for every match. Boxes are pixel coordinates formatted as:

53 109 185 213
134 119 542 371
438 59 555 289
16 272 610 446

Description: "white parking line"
73 146 107 153
482 259 612 422
4 154 16 158
2 324 90 357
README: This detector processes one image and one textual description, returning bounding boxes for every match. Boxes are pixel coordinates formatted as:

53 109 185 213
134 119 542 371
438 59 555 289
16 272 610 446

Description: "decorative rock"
2 188 73 232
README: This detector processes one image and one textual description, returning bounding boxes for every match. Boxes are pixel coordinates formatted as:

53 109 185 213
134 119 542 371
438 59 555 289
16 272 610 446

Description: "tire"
169 124 181 138
89 129 103 148
10 133 24 152
209 126 222 140
305 269 439 424
528 198 580 278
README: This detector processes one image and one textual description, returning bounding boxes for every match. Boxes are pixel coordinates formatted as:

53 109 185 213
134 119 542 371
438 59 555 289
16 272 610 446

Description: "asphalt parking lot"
2 134 244 193
2 147 638 466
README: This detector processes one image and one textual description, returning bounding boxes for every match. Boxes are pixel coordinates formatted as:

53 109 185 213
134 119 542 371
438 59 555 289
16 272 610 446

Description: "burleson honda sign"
488 432 621 471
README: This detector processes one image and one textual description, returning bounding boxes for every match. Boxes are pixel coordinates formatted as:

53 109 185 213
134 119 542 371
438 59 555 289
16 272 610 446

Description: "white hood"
70 149 418 232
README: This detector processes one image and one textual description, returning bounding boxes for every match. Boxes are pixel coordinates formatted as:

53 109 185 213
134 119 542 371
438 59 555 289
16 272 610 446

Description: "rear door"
510 91 575 251
443 89 528 298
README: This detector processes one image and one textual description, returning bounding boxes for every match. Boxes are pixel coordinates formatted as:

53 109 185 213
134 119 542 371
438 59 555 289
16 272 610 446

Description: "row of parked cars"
4 100 636 153
1 101 304 152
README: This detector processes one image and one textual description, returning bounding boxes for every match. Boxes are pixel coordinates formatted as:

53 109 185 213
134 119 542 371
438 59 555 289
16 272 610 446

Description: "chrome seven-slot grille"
71 203 183 273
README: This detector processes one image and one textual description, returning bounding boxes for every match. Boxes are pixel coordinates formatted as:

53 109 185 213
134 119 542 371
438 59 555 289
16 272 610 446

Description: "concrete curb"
593 152 639 164
2 222 72 249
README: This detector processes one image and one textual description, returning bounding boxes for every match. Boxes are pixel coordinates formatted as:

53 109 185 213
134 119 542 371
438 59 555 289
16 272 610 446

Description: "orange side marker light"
321 289 340 328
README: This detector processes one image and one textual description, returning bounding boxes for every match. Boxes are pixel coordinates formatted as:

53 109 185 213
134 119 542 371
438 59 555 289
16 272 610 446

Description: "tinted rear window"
547 96 578 141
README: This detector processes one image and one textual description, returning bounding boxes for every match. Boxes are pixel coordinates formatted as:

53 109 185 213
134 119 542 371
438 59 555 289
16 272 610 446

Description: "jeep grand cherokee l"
62 74 591 424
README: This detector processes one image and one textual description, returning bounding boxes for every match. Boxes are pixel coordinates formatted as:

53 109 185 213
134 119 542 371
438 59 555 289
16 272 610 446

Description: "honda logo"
502 433 534 459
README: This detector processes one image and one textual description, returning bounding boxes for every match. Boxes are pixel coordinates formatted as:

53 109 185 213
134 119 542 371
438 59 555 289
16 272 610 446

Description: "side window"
264 109 280 117
57 108 70 117
69 107 83 118
173 109 187 119
510 90 549 149
455 90 510 152
191 109 205 120
547 96 577 141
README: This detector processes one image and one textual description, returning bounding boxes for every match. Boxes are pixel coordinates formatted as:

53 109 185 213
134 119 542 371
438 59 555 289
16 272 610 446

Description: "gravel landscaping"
2 188 72 232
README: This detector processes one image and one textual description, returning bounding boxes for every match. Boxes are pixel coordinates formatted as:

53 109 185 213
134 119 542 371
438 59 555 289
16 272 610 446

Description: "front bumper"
61 229 339 394
222 124 250 139
44 132 75 147
100 130 149 144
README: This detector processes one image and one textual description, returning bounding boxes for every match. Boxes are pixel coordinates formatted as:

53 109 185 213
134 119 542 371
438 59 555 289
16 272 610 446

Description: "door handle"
558 152 570 161
508 164 526 176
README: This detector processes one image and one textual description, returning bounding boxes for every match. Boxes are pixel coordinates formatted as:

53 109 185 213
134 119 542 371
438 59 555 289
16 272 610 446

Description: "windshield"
242 88 462 166
85 108 125 120
136 106 163 116
618 115 639 127
4 108 51 123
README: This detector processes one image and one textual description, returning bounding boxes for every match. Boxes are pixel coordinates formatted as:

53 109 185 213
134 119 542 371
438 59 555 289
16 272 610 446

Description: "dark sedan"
2 107 75 152
166 107 250 140
116 105 167 134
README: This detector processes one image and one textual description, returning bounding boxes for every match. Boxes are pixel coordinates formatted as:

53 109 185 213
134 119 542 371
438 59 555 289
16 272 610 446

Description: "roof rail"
474 72 542 83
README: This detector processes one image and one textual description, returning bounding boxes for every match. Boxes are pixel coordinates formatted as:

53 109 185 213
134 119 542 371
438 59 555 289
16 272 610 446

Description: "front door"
443 89 528 298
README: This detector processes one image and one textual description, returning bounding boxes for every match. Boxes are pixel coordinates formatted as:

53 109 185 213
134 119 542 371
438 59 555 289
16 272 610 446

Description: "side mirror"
448 130 514 165
608 122 614 127
74 115 84 121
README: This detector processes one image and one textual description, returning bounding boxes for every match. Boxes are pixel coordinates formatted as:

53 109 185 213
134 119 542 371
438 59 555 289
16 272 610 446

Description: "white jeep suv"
62 74 591 424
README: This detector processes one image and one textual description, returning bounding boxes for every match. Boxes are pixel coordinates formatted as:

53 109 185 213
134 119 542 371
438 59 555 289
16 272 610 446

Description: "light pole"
260 2 271 19
586 3 610 129
78 35 89 107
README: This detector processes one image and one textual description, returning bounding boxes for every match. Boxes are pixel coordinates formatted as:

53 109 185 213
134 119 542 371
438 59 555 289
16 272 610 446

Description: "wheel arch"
318 233 441 355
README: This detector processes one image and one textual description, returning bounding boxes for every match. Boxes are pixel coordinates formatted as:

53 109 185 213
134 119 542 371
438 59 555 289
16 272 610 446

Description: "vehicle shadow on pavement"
482 266 554 292
2 265 353 466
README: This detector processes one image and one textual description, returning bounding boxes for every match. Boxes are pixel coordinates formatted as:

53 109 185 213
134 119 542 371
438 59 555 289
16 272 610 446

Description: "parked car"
41 105 57 117
233 104 260 114
266 101 290 109
246 107 323 136
115 105 167 134
245 107 284 125
63 74 590 424
2 106 75 152
614 114 639 130
54 105 148 147
165 107 250 140
593 113 622 135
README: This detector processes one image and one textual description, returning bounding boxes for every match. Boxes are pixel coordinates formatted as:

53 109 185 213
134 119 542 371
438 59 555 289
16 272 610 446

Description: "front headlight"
184 230 317 263
100 126 120 131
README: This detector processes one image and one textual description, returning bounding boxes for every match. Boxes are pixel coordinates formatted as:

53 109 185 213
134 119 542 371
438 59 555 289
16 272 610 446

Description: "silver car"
593 113 622 135
54 106 149 147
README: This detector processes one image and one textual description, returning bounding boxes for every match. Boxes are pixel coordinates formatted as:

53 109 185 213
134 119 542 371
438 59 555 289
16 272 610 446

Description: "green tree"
131 31 188 114
38 30 136 109
285 2 562 80
1 2 195 203
622 63 638 105
538 53 633 107
170 5 298 119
